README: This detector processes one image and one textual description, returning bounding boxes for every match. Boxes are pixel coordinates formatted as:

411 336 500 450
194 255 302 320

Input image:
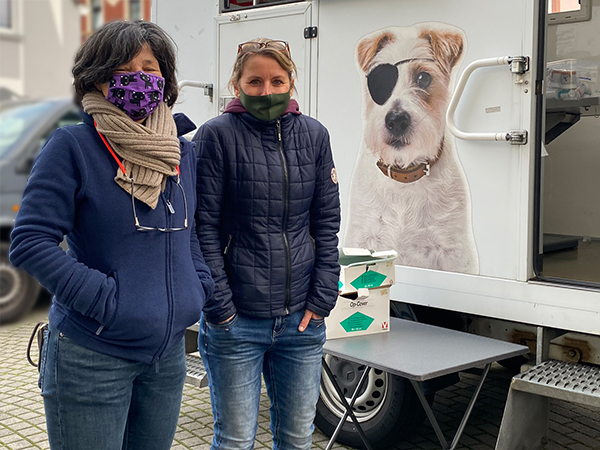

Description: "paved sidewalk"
2 308 600 449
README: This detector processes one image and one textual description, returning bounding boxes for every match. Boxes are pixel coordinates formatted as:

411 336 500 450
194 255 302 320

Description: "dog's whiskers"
411 110 431 128
365 147 395 158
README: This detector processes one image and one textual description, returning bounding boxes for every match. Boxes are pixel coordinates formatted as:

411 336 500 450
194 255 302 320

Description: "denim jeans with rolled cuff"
199 309 327 450
39 323 186 450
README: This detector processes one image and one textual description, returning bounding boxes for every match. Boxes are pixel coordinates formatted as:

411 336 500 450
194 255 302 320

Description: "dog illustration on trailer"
344 23 479 274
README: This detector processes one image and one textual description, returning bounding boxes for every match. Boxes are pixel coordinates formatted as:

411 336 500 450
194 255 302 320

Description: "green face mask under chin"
238 88 291 122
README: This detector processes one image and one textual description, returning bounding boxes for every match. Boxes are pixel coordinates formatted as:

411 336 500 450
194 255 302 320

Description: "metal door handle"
177 80 213 100
446 56 529 145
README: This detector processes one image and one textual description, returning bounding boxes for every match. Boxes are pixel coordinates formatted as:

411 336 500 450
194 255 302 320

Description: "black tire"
0 242 41 323
315 355 434 449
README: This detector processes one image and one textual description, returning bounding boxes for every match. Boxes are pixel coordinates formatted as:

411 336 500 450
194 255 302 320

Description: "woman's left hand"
298 309 323 332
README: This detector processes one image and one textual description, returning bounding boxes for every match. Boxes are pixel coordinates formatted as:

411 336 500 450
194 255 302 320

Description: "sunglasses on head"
367 57 435 105
237 40 291 56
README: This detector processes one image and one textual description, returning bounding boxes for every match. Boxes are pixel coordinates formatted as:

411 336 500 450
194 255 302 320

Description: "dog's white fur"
344 23 479 274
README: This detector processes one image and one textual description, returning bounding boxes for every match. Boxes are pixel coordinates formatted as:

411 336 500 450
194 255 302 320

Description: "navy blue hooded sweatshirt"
10 112 214 365
193 99 340 324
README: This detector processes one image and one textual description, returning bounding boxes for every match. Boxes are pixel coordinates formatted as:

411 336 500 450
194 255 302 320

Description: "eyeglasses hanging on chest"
129 177 188 232
95 123 188 233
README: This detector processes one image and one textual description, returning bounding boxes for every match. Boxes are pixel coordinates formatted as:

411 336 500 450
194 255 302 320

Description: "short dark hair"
73 21 178 106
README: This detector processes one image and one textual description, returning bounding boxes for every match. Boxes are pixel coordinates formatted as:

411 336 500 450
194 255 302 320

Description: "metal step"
511 359 600 407
185 353 208 388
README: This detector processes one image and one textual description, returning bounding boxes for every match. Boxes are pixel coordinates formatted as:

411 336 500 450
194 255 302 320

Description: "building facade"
0 0 151 101
80 0 151 42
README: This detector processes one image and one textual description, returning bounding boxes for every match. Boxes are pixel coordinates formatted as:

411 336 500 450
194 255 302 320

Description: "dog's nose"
385 111 411 137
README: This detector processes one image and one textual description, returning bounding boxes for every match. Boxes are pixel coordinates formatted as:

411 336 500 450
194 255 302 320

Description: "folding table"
322 317 529 450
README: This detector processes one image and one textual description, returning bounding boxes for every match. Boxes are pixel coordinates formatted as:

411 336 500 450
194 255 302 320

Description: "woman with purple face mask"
9 21 214 450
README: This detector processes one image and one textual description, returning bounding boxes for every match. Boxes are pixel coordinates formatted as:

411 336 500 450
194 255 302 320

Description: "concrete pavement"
1 303 600 449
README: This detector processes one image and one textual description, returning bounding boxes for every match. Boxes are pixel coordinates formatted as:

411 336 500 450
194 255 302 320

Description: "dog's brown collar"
376 154 440 183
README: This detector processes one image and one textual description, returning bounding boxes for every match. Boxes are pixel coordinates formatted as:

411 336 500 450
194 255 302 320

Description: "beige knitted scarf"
82 91 180 209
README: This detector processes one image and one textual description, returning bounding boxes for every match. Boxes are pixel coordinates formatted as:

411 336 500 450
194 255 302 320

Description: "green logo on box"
350 271 386 290
340 312 374 332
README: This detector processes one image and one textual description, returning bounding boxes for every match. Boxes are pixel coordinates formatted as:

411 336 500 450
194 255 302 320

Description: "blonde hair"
229 38 298 94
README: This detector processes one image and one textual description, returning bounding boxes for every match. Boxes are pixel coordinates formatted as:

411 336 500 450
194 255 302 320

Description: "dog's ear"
420 28 465 72
356 31 396 73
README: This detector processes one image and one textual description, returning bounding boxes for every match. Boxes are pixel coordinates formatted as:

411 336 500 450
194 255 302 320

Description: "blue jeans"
199 310 326 450
39 323 186 450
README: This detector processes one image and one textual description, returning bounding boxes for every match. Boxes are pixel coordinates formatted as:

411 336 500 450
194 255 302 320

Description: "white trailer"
154 0 600 447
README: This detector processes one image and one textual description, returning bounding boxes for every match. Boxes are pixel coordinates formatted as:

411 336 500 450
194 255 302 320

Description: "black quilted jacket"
193 99 340 324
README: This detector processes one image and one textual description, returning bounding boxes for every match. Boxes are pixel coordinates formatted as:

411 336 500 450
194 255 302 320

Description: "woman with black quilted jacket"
193 38 341 450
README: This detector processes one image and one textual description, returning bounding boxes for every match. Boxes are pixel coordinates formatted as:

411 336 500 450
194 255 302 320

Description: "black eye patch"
366 58 436 105
367 64 398 106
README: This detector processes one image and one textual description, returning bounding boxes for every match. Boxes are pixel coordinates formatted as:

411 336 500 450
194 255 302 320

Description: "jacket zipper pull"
277 119 282 142
224 234 233 255
166 199 175 214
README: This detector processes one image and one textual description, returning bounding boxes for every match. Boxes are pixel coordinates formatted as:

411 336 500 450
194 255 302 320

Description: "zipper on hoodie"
153 179 176 367
276 120 292 314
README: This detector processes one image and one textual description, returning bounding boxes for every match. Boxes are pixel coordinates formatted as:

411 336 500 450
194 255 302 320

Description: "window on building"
130 0 142 21
221 0 303 13
548 0 580 14
548 0 591 24
91 0 102 31
0 0 12 29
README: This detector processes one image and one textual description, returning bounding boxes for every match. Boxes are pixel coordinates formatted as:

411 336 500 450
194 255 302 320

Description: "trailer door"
316 0 550 324
215 2 315 116
314 2 547 446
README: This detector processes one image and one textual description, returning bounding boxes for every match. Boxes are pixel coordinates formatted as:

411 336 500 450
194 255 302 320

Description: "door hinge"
304 26 317 39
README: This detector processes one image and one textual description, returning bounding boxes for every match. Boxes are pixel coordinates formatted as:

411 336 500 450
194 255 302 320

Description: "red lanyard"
94 121 180 177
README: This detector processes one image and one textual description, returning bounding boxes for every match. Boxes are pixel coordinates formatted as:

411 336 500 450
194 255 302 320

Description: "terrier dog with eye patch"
344 23 479 274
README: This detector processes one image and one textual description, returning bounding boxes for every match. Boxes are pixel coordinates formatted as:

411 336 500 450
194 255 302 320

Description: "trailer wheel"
315 355 433 449
0 242 41 323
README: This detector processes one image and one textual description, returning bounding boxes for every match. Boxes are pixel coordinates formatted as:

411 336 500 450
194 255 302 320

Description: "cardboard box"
338 248 397 294
325 287 390 340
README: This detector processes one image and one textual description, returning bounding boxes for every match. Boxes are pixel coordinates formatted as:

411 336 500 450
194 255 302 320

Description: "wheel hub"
321 354 388 421
338 361 358 387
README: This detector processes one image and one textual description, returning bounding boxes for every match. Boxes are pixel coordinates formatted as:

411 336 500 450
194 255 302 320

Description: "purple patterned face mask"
105 71 165 121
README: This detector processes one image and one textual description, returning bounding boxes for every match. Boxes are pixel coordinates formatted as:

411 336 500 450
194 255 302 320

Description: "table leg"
410 379 449 449
321 357 374 450
449 363 491 449
410 363 492 450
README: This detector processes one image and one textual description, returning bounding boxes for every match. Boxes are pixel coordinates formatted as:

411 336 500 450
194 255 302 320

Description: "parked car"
0 98 81 323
